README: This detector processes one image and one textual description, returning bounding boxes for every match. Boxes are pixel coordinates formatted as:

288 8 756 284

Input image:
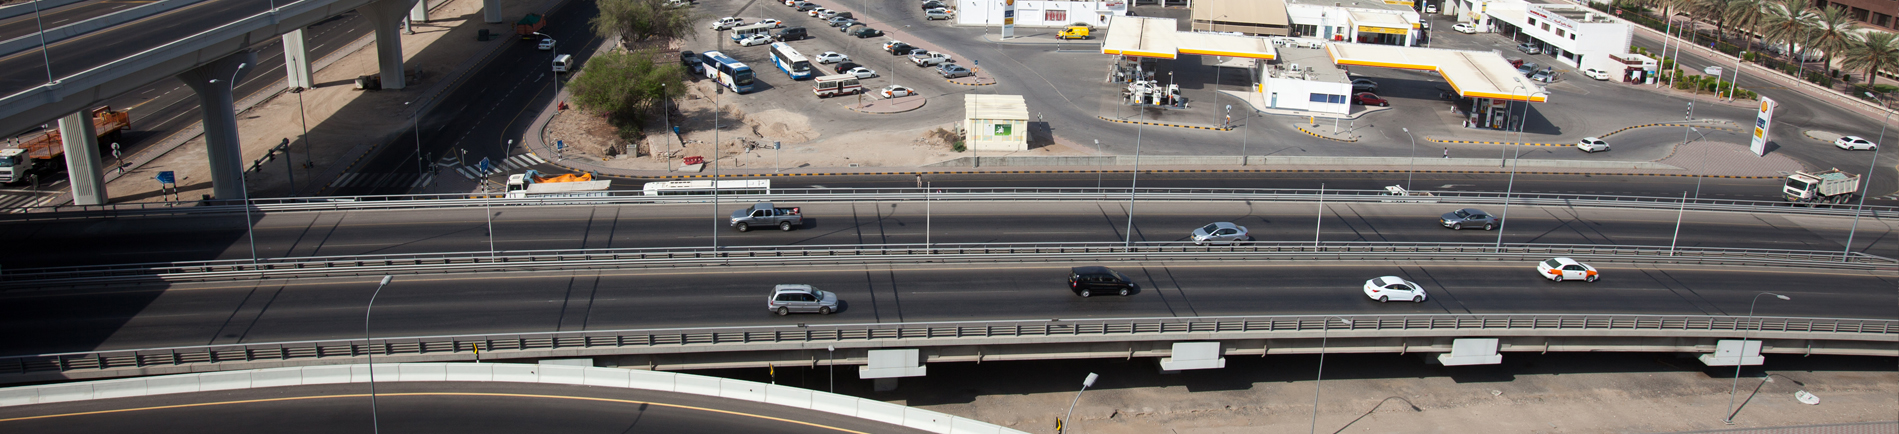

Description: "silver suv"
768 284 838 315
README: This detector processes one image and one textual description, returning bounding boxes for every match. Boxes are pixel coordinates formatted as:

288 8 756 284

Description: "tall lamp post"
1123 121 1144 251
1843 92 1890 261
1723 292 1790 424
404 100 426 176
1058 372 1099 434
1496 85 1548 251
364 275 395 434
1310 316 1354 434
1402 127 1418 191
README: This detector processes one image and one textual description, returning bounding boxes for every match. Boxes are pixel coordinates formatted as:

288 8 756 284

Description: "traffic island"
846 95 926 114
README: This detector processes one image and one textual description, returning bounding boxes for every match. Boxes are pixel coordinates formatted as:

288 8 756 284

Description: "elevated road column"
177 52 256 200
410 0 429 23
281 29 312 90
483 0 501 23
362 0 419 90
57 111 107 205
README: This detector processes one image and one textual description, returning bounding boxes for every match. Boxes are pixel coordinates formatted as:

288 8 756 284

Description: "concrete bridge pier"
177 51 256 201
362 0 418 90
281 28 312 90
483 0 501 23
410 0 429 23
58 111 107 205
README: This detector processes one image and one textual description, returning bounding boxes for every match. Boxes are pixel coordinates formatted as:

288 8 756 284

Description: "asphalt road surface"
0 200 1890 268
1 262 1890 355
0 381 929 433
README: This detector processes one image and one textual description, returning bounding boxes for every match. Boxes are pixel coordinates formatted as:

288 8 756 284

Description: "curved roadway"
1 200 1890 268
0 381 927 433
2 262 1891 356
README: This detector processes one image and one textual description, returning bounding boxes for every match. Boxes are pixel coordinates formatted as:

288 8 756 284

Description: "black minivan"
777 26 808 41
1069 266 1135 297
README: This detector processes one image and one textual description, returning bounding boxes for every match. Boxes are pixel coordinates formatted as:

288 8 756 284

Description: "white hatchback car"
1577 137 1609 152
815 51 849 64
1835 135 1878 150
1535 257 1598 282
1583 68 1610 80
738 34 774 46
1363 276 1427 303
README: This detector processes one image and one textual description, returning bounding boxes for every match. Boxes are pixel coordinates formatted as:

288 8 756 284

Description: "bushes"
952 140 966 152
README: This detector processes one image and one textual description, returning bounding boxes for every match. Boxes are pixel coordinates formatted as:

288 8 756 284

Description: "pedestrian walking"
1443 148 1449 158
915 174 922 188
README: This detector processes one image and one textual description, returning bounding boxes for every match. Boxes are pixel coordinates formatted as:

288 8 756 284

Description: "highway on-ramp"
0 200 1890 268
2 262 1891 356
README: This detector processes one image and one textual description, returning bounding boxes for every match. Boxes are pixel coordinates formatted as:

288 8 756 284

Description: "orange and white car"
1536 257 1598 282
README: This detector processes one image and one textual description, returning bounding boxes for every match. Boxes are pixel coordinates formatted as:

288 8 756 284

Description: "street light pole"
1123 122 1143 251
1402 127 1417 191
405 101 426 176
1310 316 1353 434
1058 372 1099 434
1843 92 1890 261
365 275 394 434
1727 51 1744 101
32 0 52 84
1723 292 1790 424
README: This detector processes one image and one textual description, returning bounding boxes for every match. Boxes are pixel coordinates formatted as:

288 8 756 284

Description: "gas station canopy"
1101 17 1277 60
1327 43 1549 102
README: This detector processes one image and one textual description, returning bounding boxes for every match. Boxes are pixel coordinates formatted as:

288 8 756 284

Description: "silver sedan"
1190 222 1249 245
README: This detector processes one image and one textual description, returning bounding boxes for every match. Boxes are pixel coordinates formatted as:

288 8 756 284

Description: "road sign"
556 139 565 150
156 171 175 184
478 157 493 174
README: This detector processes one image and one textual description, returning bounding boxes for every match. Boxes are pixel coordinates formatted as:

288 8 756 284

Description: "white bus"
812 74 862 98
642 179 773 195
768 42 815 80
730 23 775 41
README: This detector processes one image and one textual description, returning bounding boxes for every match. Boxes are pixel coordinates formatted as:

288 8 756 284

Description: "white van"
552 54 572 72
811 74 861 97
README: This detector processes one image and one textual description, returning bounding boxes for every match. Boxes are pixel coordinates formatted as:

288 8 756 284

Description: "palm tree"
1805 6 1858 72
1760 0 1816 64
1694 0 1734 45
1721 0 1764 51
1842 31 1899 87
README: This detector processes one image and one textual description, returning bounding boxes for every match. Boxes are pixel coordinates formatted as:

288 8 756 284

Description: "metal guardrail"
4 241 1891 285
5 188 1895 220
4 314 1892 381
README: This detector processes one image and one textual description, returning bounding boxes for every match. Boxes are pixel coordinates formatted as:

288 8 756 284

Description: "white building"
1283 0 1421 46
1448 0 1633 71
955 0 1128 28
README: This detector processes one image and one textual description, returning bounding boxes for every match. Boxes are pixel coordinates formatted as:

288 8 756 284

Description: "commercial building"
954 0 1128 28
1447 0 1633 72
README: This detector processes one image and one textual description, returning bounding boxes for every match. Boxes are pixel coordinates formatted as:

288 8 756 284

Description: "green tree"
1805 6 1857 72
593 0 701 44
1842 31 1899 88
568 49 686 129
1720 0 1763 52
1760 0 1816 63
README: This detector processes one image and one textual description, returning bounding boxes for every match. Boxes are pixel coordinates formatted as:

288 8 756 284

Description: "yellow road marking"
0 391 873 433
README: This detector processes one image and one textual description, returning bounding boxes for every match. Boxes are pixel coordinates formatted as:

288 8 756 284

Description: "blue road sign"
156 171 175 184
478 157 493 174
556 140 565 150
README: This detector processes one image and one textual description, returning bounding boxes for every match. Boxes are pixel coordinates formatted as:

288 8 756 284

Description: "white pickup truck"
909 52 953 67
731 202 803 232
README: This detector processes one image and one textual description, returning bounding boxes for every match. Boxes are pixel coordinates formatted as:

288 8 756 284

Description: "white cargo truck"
1783 168 1860 204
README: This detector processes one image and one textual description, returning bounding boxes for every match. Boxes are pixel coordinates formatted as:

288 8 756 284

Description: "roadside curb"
1098 116 1232 131
846 96 927 114
1598 122 1737 138
1428 122 1742 147
1294 124 1357 142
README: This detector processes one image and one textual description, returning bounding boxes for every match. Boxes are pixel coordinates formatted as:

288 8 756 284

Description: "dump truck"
0 106 130 184
503 170 611 198
515 13 547 40
1783 168 1860 204
730 202 802 232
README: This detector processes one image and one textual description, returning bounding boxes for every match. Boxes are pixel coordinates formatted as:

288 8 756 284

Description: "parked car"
882 40 906 51
1835 135 1879 150
786 0 804 6
886 42 920 55
921 0 945 9
767 284 838 315
815 51 850 64
808 8 829 17
1535 257 1599 282
1517 41 1541 54
1362 276 1427 303
832 11 853 19
1351 92 1388 106
711 16 745 30
1583 68 1611 80
828 16 855 27
797 2 820 11
833 61 862 73
843 66 877 79
680 50 702 74
1516 62 1539 76
758 18 783 28
880 85 915 98
776 26 807 41
1189 222 1249 245
925 9 951 20
937 64 974 78
819 9 840 18
1350 78 1377 92
910 51 953 66
738 34 774 46
840 22 863 33
1069 266 1135 297
1577 137 1610 152
1529 68 1555 83
1439 208 1498 230
1452 23 1476 33
1425 3 1438 13
851 27 883 38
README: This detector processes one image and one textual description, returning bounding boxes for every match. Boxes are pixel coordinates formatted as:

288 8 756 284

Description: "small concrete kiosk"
964 94 1031 152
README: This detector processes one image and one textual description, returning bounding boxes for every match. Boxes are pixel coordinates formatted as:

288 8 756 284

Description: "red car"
1352 92 1389 106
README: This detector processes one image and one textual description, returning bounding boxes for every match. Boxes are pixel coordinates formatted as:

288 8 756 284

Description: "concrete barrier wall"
0 363 1029 434
0 0 87 20
927 155 1681 170
0 0 212 57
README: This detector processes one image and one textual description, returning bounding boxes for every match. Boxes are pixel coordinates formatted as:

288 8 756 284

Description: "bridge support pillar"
858 349 926 392
281 29 313 90
58 111 107 205
1158 342 1225 372
1436 338 1503 366
363 0 418 90
483 0 501 23
410 0 429 23
177 51 256 200
1698 340 1765 366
